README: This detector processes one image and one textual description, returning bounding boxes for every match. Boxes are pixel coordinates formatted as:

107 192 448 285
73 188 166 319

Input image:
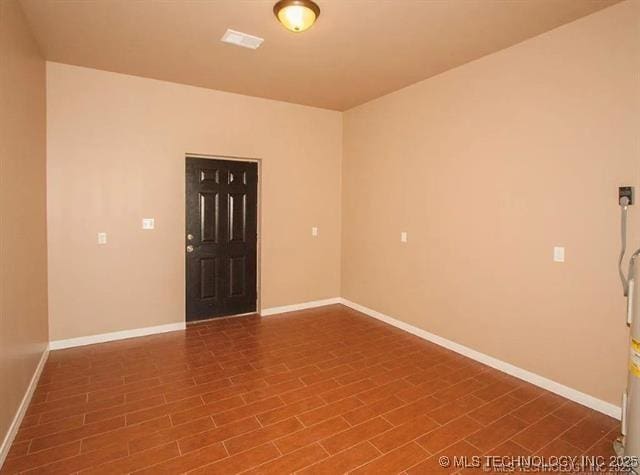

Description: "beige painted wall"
0 0 48 447
46 63 342 341
45 1 637 407
342 0 640 405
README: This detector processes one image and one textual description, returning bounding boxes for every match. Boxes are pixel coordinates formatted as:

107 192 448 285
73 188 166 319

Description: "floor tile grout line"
349 440 428 474
284 414 387 460
7 444 86 473
469 409 578 455
529 411 602 456
372 412 478 456
7 309 621 473
181 438 283 474
582 428 617 456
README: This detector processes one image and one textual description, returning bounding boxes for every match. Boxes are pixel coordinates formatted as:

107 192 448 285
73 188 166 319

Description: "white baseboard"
49 322 186 350
40 298 621 419
339 298 621 420
0 345 49 467
261 297 342 317
49 299 343 349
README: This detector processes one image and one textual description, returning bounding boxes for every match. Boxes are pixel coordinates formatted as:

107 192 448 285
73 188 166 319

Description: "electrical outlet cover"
553 246 565 262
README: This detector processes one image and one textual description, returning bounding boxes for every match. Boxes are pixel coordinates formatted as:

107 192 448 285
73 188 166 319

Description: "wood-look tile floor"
2 304 619 474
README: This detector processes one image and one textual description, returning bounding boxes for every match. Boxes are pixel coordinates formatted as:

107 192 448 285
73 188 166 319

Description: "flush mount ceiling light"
273 0 320 33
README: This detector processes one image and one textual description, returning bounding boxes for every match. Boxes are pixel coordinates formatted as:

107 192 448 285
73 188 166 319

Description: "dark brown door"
186 157 258 322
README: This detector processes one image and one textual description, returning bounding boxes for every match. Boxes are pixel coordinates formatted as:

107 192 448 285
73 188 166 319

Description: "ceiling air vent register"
220 29 264 50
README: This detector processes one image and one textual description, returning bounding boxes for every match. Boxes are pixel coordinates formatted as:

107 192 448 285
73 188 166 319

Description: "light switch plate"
97 232 107 244
400 232 408 243
553 246 565 262
142 218 155 230
311 227 319 237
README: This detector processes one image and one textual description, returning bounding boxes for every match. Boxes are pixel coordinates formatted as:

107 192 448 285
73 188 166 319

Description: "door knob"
187 234 194 241
186 245 194 253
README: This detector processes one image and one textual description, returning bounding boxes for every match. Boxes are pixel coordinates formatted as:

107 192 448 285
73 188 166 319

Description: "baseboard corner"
0 344 49 468
261 297 342 316
339 298 621 420
49 321 186 350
